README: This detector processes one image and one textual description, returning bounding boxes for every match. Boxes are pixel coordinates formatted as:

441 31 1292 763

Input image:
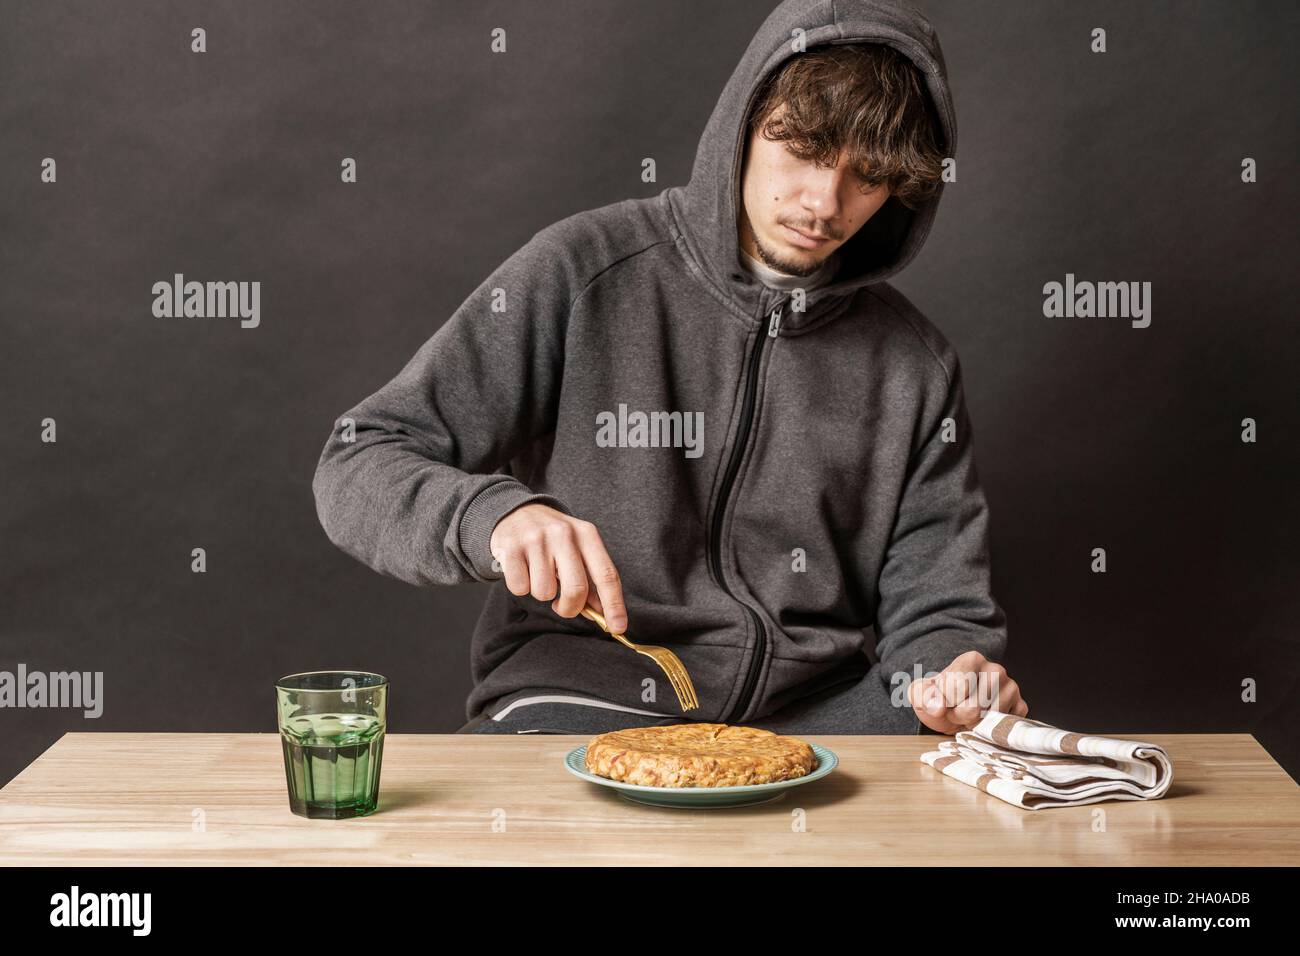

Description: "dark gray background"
2 0 1297 788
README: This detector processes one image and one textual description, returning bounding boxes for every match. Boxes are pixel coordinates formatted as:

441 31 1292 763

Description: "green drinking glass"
275 670 388 819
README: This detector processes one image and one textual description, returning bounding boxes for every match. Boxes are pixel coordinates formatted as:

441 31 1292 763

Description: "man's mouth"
781 224 831 249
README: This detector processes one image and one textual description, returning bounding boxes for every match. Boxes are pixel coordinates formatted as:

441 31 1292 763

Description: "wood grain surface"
1 732 1296 866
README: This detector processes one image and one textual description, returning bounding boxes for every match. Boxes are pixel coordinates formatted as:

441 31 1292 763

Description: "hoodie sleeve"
872 352 1009 729
311 225 576 587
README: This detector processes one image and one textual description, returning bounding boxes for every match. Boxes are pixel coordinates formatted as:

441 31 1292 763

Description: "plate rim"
563 741 838 795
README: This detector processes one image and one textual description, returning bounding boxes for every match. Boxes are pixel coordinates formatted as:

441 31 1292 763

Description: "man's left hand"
906 650 1028 734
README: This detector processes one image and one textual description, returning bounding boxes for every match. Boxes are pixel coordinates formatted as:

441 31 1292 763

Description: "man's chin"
766 251 827 278
753 238 827 277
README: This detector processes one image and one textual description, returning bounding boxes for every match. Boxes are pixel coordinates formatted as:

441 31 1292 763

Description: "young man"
312 0 1027 736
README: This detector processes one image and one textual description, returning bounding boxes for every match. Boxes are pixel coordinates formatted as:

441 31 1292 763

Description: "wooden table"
1 732 1296 865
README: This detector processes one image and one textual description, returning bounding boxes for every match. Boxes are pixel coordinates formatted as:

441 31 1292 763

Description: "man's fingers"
914 656 1030 731
937 667 1028 727
497 545 530 597
526 540 557 602
948 694 983 728
924 670 978 729
910 677 945 715
549 536 589 619
909 679 972 734
924 712 965 735
936 669 974 710
996 677 1024 716
575 523 627 632
955 668 1003 725
907 678 925 711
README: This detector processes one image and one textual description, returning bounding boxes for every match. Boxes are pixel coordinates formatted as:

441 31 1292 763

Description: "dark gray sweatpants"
456 666 923 735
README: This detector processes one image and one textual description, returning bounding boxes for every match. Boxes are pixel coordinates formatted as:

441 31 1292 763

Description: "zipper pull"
767 304 783 338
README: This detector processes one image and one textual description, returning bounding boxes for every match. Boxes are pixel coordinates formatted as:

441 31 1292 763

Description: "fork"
579 605 699 712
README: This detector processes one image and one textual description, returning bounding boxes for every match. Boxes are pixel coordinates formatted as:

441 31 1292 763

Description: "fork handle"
580 606 636 647
579 605 607 630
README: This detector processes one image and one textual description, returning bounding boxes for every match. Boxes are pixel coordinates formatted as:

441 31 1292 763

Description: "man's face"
738 107 892 278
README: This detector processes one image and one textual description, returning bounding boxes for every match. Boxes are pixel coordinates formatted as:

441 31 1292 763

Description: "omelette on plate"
585 723 816 787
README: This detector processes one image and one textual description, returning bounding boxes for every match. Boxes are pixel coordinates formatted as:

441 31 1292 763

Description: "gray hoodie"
311 0 1007 732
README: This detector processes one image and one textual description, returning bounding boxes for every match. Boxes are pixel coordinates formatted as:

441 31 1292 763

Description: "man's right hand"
489 503 628 633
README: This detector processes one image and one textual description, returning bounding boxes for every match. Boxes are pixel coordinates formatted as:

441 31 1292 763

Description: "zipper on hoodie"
711 293 788 723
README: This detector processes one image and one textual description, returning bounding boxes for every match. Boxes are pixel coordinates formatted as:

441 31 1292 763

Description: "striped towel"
919 710 1173 810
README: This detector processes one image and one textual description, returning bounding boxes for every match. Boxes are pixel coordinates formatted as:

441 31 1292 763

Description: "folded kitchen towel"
919 710 1173 811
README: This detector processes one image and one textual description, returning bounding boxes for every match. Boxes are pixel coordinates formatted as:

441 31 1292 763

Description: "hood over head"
666 0 955 327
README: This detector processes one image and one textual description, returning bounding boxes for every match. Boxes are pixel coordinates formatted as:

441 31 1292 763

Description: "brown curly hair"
746 43 947 209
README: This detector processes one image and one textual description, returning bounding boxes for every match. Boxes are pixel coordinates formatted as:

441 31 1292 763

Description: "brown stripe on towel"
990 715 1020 746
1043 756 1118 769
1059 732 1084 755
934 755 963 770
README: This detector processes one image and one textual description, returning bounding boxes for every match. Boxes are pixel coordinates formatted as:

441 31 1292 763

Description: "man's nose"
800 168 847 221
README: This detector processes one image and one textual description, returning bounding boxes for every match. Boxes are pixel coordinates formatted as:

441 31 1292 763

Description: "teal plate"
563 743 839 808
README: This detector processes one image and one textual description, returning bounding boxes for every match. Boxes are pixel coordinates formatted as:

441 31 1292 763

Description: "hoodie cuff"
457 479 572 582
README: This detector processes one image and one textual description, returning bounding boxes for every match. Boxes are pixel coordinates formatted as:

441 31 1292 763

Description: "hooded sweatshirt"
311 0 1008 733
